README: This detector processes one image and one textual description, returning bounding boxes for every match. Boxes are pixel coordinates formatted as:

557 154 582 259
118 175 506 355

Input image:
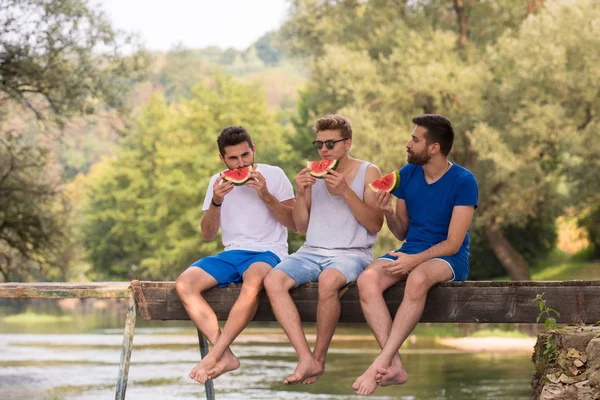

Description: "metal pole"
197 329 216 400
115 295 137 400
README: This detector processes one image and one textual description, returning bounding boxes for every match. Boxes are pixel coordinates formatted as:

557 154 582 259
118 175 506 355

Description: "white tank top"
301 161 377 262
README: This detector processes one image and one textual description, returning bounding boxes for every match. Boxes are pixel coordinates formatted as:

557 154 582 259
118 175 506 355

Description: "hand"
323 168 350 197
245 171 269 199
212 174 234 204
376 191 394 214
383 251 419 277
295 168 316 195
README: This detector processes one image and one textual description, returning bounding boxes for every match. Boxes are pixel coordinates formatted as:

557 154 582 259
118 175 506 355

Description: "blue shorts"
273 251 369 287
378 250 469 282
190 250 281 288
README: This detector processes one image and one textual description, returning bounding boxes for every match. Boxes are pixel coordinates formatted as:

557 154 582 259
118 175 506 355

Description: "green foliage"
0 0 148 120
282 0 600 278
253 31 286 66
0 0 146 282
534 293 561 330
80 76 288 280
578 204 600 259
469 200 559 280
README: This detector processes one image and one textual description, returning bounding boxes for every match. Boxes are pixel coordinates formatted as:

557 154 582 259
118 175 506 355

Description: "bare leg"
264 270 323 385
354 260 408 390
192 262 273 383
301 268 347 384
175 268 239 383
353 260 453 396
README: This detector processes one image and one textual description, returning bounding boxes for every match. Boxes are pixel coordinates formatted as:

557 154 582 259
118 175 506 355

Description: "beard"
407 150 431 165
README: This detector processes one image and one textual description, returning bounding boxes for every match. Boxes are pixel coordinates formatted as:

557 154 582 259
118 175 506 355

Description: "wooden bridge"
1 280 600 399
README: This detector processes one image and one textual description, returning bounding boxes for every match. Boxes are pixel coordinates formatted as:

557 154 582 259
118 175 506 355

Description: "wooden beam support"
0 282 132 299
135 280 600 324
2 281 600 324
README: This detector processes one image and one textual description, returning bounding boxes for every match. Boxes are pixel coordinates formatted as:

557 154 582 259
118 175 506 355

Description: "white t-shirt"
202 163 294 260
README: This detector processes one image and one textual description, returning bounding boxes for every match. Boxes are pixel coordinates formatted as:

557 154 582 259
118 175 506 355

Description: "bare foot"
189 355 217 383
352 363 382 396
190 353 239 384
375 365 408 387
206 353 241 381
301 359 326 384
284 357 324 385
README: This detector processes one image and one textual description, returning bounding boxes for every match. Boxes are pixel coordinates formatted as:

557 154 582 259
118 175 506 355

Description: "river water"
0 308 534 399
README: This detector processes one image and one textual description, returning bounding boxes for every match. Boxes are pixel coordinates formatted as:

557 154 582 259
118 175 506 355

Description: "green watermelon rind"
222 165 253 186
307 159 339 178
368 170 400 193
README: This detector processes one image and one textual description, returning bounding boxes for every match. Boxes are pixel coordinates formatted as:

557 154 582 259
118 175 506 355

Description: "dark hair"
313 114 353 139
411 114 454 156
217 126 254 156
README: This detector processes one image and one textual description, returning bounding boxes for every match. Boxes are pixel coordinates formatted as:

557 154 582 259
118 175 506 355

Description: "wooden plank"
136 280 600 324
0 282 132 299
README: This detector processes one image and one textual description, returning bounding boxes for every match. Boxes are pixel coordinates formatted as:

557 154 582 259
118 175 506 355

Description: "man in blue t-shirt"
352 114 479 396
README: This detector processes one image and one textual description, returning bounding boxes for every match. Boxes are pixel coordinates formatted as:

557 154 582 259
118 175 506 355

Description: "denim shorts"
190 250 281 288
273 250 370 287
378 251 469 282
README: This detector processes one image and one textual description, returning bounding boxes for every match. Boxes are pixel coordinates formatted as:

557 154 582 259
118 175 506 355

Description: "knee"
318 269 346 298
357 268 382 299
263 270 289 295
404 272 431 301
240 280 263 298
175 274 192 297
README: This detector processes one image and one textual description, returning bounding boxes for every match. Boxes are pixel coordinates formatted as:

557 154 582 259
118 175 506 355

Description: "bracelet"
211 199 222 207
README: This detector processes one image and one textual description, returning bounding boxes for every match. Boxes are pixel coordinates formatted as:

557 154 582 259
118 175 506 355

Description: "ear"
219 154 225 164
345 139 352 151
429 142 441 155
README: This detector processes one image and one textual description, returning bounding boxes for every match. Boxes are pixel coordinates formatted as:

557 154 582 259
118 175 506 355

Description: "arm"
384 205 476 276
292 168 315 234
200 202 222 241
377 192 409 241
324 165 384 234
200 176 234 241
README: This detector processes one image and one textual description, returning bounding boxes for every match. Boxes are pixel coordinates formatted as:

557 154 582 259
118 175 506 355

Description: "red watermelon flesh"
307 159 338 178
222 165 253 185
369 171 400 193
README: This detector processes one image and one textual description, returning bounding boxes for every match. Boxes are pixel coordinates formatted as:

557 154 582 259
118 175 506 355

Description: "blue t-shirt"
393 163 479 260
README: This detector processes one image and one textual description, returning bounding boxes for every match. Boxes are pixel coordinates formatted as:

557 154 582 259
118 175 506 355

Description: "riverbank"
438 336 537 354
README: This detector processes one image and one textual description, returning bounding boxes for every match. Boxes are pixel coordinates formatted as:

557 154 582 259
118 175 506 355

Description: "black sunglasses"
312 138 348 150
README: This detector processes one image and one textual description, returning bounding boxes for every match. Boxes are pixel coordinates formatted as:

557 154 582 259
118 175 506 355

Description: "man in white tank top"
264 115 384 385
175 126 296 384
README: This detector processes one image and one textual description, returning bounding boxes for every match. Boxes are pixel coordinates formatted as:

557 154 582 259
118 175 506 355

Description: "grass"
493 247 600 281
531 260 600 280
530 247 600 280
2 311 73 324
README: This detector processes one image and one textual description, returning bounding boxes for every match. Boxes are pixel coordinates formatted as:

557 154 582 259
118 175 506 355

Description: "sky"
95 0 289 51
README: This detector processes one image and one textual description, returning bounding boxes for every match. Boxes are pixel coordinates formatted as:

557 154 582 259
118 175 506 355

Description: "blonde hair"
313 114 352 139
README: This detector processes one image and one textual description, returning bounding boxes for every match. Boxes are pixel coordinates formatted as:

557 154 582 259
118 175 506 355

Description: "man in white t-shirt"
175 126 295 384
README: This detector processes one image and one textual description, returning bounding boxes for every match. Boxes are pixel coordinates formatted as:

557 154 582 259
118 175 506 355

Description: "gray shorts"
274 251 369 287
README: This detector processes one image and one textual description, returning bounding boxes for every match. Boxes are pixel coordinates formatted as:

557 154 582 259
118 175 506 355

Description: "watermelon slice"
222 165 253 185
369 171 400 193
307 159 338 178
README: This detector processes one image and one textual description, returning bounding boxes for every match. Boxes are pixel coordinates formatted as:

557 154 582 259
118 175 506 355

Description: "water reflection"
0 307 533 399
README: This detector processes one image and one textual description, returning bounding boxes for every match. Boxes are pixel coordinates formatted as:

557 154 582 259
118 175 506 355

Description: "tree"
281 0 599 279
0 0 146 282
81 76 289 280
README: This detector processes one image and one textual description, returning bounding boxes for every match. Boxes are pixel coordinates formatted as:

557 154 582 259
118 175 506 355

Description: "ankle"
313 354 326 364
